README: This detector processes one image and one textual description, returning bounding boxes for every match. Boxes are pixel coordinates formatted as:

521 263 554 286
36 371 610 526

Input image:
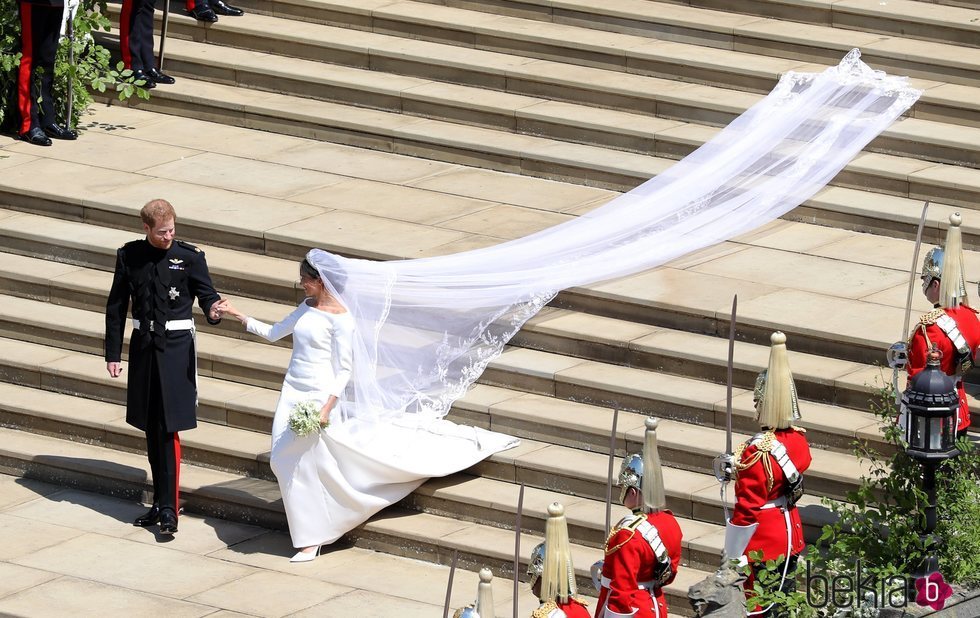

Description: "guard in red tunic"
905 213 980 438
724 331 812 617
594 418 683 618
527 503 590 618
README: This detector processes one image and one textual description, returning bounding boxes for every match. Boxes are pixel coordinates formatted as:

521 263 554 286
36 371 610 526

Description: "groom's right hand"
107 362 123 378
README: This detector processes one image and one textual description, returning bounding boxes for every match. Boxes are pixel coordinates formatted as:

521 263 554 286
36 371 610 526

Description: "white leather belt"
132 319 194 332
760 496 788 510
600 575 657 590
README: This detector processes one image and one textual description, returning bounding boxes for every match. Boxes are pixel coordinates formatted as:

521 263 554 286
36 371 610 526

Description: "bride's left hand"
319 404 330 427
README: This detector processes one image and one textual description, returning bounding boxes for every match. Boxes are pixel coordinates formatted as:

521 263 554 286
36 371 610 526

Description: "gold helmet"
538 502 576 604
754 332 802 429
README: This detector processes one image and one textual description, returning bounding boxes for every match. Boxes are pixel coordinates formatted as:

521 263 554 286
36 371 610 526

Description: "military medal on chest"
169 286 180 301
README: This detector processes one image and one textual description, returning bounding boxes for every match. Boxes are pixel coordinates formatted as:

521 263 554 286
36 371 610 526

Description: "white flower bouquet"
288 400 324 437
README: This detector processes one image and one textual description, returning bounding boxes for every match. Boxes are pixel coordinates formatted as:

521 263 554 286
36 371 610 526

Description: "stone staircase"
1 0 979 614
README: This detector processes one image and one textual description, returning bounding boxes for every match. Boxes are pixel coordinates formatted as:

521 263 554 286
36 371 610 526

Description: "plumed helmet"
641 417 666 512
454 568 494 618
539 502 576 604
755 332 802 429
475 568 494 618
617 418 666 512
937 213 968 308
527 542 545 586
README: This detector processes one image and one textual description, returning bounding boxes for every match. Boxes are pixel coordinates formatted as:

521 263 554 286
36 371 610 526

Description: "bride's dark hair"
301 256 347 293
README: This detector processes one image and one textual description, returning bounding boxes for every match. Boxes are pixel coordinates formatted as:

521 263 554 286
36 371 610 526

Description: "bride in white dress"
218 254 521 563
220 258 355 561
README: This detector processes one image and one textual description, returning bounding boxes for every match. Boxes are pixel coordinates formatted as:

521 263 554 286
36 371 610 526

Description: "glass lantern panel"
943 415 956 450
929 417 942 451
910 415 926 450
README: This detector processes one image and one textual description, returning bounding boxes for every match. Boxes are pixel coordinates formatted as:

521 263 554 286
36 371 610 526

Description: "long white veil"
310 50 920 438
297 50 919 541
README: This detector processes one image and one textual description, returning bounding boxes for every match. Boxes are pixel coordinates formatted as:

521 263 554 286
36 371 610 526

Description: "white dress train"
247 301 519 548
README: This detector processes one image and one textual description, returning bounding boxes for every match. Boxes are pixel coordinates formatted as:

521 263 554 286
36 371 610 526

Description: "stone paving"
0 473 592 617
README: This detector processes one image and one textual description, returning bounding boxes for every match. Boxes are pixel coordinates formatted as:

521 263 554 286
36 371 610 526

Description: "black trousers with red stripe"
120 0 156 72
146 354 181 515
17 2 62 135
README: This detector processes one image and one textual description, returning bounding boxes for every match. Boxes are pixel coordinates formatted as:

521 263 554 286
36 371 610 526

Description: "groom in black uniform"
104 199 223 535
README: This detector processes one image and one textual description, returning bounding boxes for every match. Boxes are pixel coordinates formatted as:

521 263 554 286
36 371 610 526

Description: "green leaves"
807 382 980 611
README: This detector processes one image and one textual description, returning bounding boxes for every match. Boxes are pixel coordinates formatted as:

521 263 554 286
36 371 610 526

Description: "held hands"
208 299 227 322
211 299 248 325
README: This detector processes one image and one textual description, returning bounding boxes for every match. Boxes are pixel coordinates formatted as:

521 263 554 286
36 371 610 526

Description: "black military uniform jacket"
105 239 221 432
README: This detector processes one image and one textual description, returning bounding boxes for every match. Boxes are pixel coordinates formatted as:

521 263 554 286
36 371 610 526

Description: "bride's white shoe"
289 545 321 563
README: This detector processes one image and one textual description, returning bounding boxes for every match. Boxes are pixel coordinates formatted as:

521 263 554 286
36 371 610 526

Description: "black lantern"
901 348 961 580
901 350 960 461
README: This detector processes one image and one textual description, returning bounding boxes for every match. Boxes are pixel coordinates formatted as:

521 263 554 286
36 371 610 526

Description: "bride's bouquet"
288 400 324 437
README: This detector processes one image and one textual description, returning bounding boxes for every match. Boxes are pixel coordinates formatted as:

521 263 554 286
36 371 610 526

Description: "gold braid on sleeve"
734 431 777 493
532 601 558 618
604 527 637 556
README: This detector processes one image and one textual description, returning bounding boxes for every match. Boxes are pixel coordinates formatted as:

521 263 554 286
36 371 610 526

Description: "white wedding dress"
247 301 519 548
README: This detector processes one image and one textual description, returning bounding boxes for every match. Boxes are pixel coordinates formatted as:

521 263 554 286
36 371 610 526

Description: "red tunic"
556 599 591 618
732 428 811 563
907 305 980 432
595 510 682 618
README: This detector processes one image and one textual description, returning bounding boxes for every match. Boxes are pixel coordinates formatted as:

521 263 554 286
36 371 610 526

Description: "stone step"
108 7 980 136
0 376 729 567
0 207 307 301
516 307 911 421
120 36 980 211
3 242 951 447
0 290 896 449
908 0 980 9
132 6 980 158
0 425 705 613
2 201 978 373
0 422 286 530
651 0 980 48
204 0 980 91
343 507 710 615
0 380 275 480
0 248 898 415
405 473 727 571
90 80 980 249
0 335 869 512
